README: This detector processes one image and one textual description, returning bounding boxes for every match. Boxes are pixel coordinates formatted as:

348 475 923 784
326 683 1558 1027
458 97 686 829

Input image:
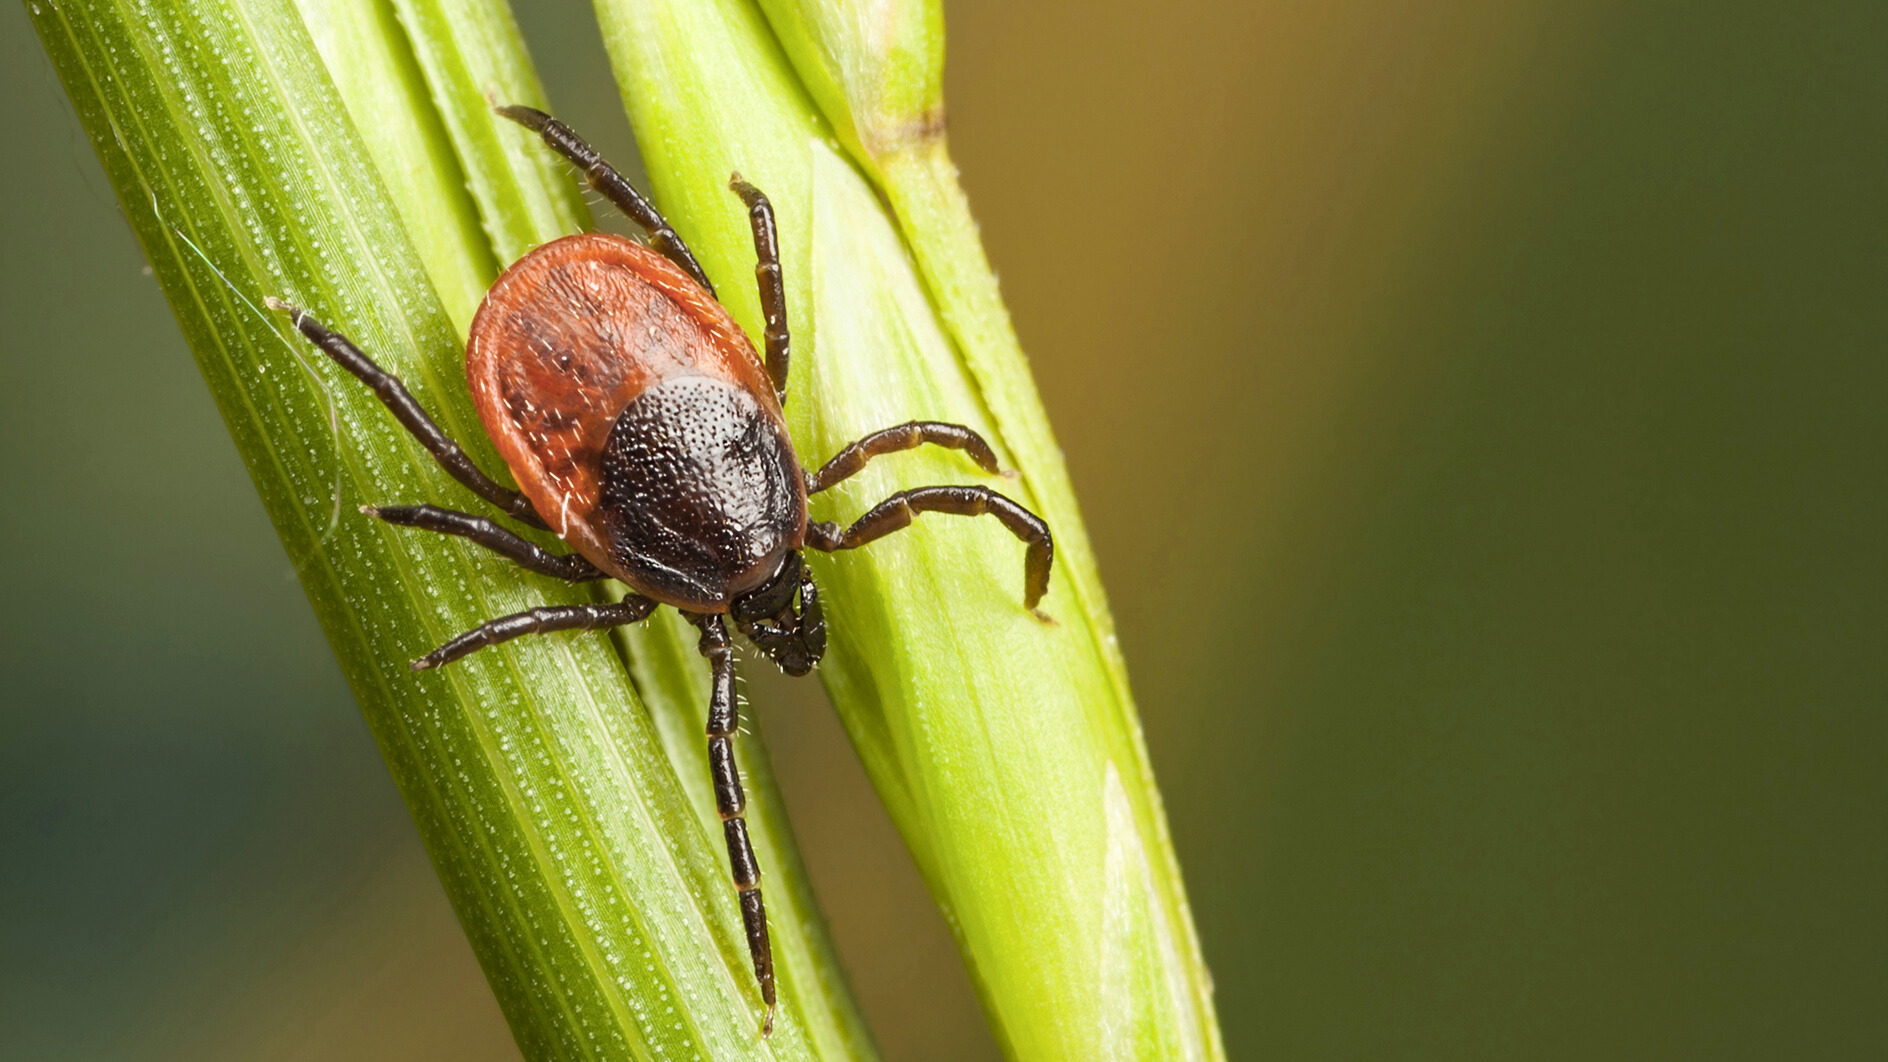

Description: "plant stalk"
591 0 1224 1058
27 0 875 1055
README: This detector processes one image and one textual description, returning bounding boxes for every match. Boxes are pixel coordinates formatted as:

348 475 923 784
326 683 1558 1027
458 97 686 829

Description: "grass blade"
591 0 1224 1057
28 0 876 1054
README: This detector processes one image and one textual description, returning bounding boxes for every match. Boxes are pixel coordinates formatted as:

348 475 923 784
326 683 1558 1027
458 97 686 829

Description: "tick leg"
265 300 547 530
806 485 1055 611
728 177 789 406
366 504 607 582
411 598 658 671
685 612 778 1035
805 422 1002 494
496 105 715 296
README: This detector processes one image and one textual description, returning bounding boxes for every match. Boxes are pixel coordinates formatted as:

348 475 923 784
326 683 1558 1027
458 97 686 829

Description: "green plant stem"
386 0 590 264
321 0 876 1051
290 0 496 331
872 135 1224 1062
27 0 874 1055
590 0 1224 1058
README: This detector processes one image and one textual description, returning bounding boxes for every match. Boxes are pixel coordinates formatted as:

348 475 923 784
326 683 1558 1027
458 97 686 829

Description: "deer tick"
267 106 1053 1035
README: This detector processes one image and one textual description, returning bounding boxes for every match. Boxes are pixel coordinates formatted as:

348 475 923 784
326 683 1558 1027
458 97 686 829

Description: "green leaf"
749 0 942 171
288 0 496 331
590 0 1225 1058
27 0 876 1055
384 0 591 264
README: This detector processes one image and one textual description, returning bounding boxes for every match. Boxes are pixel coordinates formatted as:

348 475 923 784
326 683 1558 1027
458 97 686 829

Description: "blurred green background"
5 0 1884 1058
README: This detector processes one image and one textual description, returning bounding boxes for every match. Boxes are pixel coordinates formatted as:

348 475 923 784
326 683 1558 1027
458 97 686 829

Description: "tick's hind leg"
728 177 790 405
265 300 546 530
806 484 1055 612
366 504 607 582
496 105 716 295
685 612 778 1035
411 597 658 671
806 421 1003 494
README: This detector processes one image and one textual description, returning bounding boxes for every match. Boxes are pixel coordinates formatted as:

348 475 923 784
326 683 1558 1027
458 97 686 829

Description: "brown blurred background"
4 1 1884 1059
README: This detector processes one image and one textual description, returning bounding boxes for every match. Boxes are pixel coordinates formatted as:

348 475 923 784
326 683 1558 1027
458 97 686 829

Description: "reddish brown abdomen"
466 233 804 608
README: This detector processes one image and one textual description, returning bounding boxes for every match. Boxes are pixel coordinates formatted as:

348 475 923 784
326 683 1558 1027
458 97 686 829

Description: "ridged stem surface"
27 0 876 1055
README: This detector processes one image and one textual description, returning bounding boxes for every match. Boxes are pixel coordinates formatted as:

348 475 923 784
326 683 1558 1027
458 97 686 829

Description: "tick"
267 105 1053 1035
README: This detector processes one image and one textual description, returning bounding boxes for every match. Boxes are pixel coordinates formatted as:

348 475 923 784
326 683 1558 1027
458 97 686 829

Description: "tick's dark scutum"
600 374 803 609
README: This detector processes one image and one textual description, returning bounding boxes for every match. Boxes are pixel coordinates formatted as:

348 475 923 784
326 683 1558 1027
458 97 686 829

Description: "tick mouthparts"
262 295 297 315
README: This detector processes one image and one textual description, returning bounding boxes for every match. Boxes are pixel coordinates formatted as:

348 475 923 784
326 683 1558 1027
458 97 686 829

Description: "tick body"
269 105 1053 1036
469 232 808 610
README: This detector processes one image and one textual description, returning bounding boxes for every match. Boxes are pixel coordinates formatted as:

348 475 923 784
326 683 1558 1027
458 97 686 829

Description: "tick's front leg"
685 611 778 1035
